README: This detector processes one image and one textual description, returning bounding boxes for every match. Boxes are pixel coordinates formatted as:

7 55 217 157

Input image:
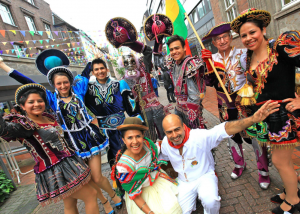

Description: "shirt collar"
216 46 235 60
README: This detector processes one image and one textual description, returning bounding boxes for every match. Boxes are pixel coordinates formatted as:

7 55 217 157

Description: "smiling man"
200 23 270 189
166 35 206 129
160 100 279 214
82 58 143 168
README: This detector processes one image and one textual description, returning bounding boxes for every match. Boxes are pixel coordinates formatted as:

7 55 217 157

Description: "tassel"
237 83 254 97
238 83 256 106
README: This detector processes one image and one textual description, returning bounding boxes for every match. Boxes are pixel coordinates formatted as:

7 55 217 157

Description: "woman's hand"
0 57 13 73
283 92 300 113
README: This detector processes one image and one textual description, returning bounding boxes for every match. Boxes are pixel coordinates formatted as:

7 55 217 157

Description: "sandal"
111 192 123 210
103 199 115 214
272 199 296 214
271 189 300 204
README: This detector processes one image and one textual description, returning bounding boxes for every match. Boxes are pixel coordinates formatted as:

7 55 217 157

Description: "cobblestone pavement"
1 86 300 214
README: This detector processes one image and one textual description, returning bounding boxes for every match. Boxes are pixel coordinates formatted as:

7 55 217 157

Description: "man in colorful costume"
105 16 172 142
201 23 270 189
82 50 142 167
160 100 278 214
165 35 206 129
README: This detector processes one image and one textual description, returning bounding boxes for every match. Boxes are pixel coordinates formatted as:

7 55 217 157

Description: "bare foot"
111 194 122 204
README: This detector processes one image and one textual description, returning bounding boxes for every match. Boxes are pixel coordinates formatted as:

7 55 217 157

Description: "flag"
166 0 191 56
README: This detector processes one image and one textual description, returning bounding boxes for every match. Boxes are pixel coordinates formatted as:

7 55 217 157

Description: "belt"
96 112 125 130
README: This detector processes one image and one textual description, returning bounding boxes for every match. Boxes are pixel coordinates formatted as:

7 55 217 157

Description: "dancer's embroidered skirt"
124 176 182 214
35 155 91 206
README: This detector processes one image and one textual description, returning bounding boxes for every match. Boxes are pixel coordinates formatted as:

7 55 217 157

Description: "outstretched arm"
225 100 280 136
0 57 36 84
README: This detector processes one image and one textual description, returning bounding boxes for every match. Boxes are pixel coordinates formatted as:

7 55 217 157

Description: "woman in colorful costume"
231 8 300 213
0 51 122 214
0 83 99 213
112 117 182 214
201 23 271 189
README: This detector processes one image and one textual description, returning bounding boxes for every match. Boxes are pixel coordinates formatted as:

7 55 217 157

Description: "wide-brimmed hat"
202 22 231 41
35 49 73 87
144 14 173 42
230 8 271 34
105 17 137 48
15 83 46 106
117 117 148 131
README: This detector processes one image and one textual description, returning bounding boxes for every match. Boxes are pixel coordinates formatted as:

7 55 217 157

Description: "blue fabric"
44 56 63 70
154 88 159 97
151 78 159 89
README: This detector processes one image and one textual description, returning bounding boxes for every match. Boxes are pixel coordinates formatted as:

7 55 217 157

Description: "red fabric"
185 39 192 56
255 100 283 106
167 124 191 149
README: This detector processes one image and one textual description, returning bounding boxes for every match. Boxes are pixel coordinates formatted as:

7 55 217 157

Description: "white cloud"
46 0 147 44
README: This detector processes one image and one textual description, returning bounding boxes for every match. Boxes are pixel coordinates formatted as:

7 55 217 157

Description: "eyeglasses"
214 34 230 43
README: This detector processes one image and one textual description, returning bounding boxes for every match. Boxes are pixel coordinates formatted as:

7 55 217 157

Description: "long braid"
113 143 127 194
246 49 253 73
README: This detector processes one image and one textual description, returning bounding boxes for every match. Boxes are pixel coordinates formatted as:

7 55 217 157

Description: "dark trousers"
165 87 176 102
154 88 159 97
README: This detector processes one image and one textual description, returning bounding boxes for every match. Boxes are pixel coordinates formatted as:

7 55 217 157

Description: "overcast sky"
45 0 147 44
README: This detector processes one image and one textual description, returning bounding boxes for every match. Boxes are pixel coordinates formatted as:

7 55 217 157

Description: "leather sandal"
271 189 300 204
103 199 115 214
272 199 296 214
111 192 123 210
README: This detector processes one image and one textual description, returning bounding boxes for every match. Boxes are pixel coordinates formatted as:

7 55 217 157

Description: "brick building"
210 0 300 48
0 0 96 113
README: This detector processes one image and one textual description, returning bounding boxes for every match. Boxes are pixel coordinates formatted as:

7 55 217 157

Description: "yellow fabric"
166 0 179 22
125 176 182 214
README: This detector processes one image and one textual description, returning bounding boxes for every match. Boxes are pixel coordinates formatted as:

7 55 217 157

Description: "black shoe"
271 189 300 204
272 199 296 214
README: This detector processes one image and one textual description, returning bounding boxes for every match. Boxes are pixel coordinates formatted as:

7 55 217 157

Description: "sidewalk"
0 86 299 214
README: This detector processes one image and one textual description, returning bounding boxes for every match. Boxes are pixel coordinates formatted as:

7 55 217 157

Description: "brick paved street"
1 85 300 214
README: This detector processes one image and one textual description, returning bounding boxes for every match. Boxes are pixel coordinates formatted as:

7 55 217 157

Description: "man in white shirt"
201 23 270 189
159 101 279 214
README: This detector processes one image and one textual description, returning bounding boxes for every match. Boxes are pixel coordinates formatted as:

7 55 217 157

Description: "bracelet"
140 202 146 211
148 211 153 214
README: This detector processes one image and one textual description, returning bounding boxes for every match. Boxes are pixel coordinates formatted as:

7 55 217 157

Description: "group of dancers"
0 7 300 214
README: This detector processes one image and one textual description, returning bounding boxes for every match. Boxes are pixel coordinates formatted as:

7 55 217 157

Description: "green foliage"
111 59 125 77
0 170 14 203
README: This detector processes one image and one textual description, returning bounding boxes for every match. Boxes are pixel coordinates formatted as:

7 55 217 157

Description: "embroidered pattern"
89 82 118 105
274 31 300 58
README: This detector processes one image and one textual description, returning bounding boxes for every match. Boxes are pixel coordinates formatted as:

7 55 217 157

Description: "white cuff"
7 68 14 75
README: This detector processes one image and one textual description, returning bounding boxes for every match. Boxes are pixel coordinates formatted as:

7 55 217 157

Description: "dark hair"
17 89 47 115
239 20 268 72
52 72 71 84
91 58 107 70
113 143 127 195
166 34 185 48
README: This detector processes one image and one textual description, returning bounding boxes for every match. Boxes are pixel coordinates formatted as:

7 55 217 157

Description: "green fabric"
119 138 167 193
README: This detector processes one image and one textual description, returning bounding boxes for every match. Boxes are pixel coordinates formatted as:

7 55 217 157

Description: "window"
0 3 15 25
224 0 237 22
192 9 199 23
60 28 66 39
44 23 53 39
282 0 300 7
13 44 26 57
197 1 207 19
26 0 35 5
24 15 37 32
157 0 165 13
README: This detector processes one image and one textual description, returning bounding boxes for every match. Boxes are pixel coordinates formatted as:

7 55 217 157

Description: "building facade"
210 0 300 48
0 0 97 114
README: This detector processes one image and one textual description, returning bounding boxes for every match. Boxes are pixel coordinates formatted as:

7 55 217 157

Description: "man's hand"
92 48 103 59
201 49 212 60
252 100 280 123
225 100 279 136
283 92 300 113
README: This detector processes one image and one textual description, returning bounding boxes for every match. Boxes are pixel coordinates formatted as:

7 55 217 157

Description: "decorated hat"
15 83 46 106
35 49 72 87
144 14 173 42
202 22 231 41
230 8 271 34
105 17 137 48
117 117 148 131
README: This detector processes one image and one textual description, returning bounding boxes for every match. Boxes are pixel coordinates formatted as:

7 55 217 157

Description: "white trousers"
177 171 221 214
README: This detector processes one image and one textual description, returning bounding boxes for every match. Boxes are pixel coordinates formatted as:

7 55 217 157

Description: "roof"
52 12 78 31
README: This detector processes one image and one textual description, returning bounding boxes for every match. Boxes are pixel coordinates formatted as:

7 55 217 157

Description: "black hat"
15 83 46 106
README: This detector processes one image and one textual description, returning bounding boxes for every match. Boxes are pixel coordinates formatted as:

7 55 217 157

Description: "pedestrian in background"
151 74 160 97
163 71 176 103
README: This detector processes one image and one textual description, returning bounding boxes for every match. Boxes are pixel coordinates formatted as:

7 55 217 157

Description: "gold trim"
230 9 271 33
202 22 231 40
15 83 46 105
104 17 138 48
143 13 174 42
